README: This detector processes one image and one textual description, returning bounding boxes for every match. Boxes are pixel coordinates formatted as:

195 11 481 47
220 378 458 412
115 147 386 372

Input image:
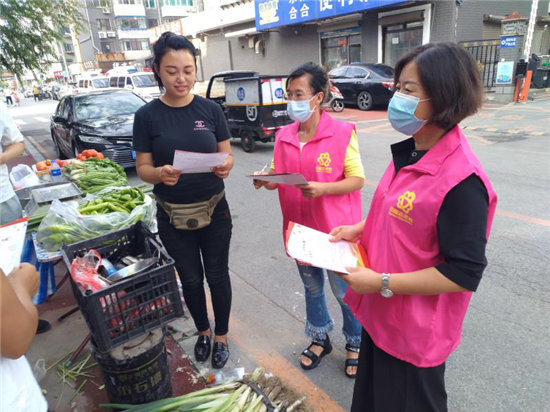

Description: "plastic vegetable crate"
61 223 184 352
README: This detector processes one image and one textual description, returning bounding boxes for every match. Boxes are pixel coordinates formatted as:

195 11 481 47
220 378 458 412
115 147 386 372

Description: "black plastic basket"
61 223 184 352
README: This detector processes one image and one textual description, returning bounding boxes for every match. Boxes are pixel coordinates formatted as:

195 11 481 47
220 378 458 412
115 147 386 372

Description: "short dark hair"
153 31 197 91
286 62 329 102
394 42 483 129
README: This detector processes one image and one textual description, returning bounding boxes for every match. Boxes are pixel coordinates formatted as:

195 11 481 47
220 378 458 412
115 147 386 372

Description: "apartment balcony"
124 50 152 60
113 3 146 17
117 28 149 39
161 5 194 18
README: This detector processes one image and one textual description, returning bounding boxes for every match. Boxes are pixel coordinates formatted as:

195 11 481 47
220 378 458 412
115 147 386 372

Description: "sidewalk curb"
24 135 46 161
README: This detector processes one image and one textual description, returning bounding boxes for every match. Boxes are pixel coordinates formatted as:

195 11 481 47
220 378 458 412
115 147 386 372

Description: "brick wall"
360 12 379 63
197 24 321 80
430 1 456 43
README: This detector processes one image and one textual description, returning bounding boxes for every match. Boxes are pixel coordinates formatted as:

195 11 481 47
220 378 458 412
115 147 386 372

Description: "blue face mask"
287 94 318 123
388 91 431 136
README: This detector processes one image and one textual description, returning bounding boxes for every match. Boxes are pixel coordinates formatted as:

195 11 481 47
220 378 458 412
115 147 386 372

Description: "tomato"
36 161 47 171
45 159 52 166
96 153 105 160
88 149 99 158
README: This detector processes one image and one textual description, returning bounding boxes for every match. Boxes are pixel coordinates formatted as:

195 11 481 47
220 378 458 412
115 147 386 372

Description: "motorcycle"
323 81 345 112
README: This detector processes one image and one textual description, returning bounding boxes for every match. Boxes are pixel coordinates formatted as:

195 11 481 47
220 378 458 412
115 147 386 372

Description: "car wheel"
357 91 373 111
52 133 68 160
331 99 345 112
241 131 256 153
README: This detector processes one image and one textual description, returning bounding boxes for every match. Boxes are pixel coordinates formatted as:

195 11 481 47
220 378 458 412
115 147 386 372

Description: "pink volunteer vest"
274 111 362 237
345 125 497 367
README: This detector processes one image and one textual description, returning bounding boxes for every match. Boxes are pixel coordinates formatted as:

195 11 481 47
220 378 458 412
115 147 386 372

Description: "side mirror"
125 84 134 89
53 116 67 123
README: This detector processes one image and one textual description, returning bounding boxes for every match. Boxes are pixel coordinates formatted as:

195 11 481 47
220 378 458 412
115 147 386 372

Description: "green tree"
0 0 83 80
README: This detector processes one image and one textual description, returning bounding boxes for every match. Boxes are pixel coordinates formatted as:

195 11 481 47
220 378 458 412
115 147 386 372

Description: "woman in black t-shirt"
133 32 234 369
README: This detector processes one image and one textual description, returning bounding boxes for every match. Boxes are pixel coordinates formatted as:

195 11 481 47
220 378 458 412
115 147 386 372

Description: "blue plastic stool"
21 238 57 305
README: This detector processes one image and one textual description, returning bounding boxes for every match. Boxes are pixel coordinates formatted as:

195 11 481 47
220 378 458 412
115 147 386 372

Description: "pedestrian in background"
1 263 48 412
254 62 364 378
331 42 498 412
33 86 39 102
4 88 13 106
13 92 20 107
133 32 234 369
0 101 25 225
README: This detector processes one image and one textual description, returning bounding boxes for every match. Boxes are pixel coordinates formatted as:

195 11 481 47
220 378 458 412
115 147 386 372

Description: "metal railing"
460 40 500 89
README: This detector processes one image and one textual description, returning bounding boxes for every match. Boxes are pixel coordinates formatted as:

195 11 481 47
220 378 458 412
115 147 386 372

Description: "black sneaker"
37 320 51 334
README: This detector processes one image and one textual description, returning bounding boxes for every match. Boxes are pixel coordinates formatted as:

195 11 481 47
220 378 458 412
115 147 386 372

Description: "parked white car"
75 77 110 93
108 72 162 102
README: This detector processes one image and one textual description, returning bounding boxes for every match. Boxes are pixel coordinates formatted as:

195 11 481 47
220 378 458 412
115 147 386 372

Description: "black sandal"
345 343 360 379
300 336 333 370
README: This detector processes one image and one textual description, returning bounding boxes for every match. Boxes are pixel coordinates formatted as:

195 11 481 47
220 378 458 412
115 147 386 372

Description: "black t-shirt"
133 96 231 203
391 137 489 292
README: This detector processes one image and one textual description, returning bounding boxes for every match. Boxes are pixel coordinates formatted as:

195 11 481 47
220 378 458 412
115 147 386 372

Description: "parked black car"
50 90 146 168
328 64 395 111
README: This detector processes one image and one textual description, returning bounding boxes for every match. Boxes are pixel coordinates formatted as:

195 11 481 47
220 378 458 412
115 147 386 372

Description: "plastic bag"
71 249 109 293
9 164 40 190
36 188 155 252
32 359 47 383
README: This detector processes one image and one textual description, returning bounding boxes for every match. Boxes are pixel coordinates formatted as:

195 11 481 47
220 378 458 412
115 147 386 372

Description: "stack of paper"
0 217 28 275
173 150 229 173
246 173 308 185
285 222 368 273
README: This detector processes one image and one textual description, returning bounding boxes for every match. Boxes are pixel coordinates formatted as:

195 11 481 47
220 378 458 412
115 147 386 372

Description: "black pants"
157 196 232 336
351 328 448 412
5 96 12 106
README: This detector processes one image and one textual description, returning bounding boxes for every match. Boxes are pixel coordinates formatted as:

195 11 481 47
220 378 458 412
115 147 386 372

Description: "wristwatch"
380 273 394 298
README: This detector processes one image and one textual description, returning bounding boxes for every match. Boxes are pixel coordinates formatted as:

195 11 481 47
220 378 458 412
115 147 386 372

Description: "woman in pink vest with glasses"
255 62 365 378
331 43 498 411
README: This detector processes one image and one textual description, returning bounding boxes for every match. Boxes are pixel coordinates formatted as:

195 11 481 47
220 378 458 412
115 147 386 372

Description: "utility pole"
524 0 539 58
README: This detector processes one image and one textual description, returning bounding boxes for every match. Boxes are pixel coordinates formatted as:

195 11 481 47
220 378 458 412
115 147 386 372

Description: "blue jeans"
297 264 362 347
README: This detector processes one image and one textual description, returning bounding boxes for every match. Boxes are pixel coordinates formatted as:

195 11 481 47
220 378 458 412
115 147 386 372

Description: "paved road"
12 96 550 411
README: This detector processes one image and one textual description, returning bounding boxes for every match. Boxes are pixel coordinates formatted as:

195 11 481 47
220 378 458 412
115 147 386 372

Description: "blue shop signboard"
500 36 517 49
255 0 412 31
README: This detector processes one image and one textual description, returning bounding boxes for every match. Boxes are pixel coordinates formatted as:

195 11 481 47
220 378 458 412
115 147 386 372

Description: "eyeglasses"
284 93 316 101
